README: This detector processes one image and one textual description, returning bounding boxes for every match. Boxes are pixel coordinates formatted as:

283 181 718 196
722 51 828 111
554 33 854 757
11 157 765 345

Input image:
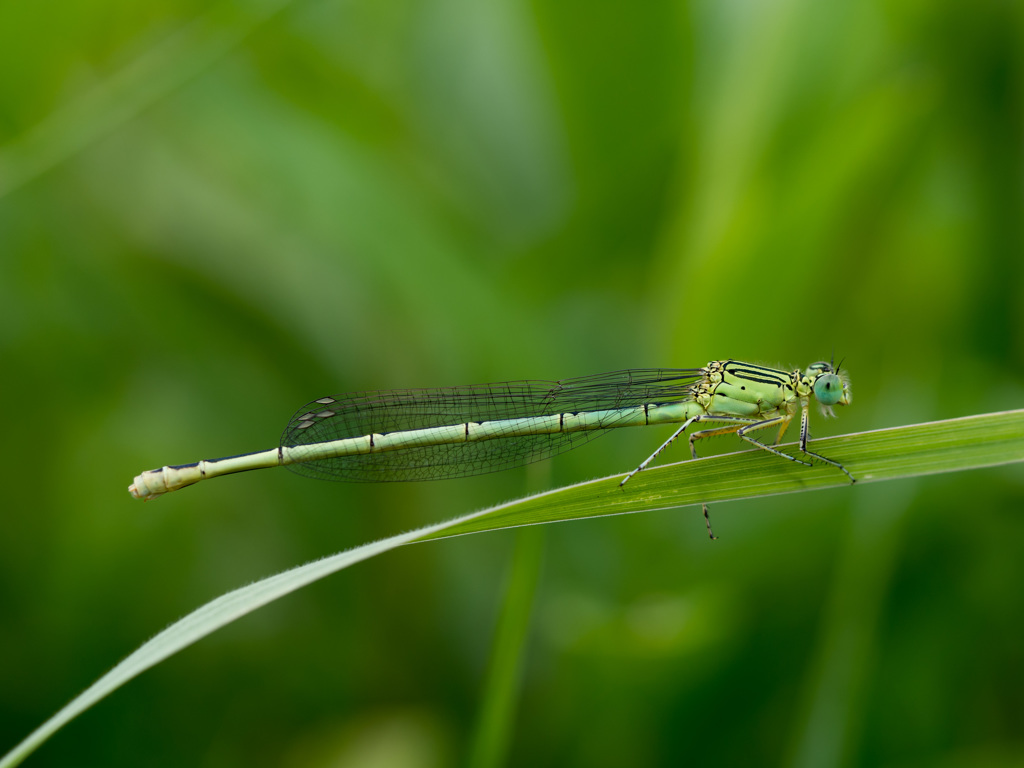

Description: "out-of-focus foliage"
0 0 1021 765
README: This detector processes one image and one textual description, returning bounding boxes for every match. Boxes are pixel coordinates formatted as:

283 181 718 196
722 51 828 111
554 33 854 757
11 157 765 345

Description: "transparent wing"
281 368 702 482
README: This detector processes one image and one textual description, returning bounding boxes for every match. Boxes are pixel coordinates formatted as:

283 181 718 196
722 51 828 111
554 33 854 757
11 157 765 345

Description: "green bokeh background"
2 0 1023 765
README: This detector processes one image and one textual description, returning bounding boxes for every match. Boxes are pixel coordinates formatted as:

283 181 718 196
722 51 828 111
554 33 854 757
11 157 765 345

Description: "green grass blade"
0 533 428 768
3 409 1022 767
467 527 544 768
418 408 1024 540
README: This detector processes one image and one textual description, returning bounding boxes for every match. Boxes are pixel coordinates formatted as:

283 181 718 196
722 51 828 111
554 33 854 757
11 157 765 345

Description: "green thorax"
690 359 851 419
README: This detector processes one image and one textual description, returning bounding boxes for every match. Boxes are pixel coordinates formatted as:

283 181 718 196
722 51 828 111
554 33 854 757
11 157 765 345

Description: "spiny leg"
686 416 766 540
688 421 749 458
623 416 764 479
798 408 856 483
619 414 747 540
619 416 701 487
735 415 816 467
774 416 791 445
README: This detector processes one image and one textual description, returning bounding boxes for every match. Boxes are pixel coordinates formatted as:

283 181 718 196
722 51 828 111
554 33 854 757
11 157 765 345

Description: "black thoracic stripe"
725 363 788 386
731 371 786 385
724 360 779 371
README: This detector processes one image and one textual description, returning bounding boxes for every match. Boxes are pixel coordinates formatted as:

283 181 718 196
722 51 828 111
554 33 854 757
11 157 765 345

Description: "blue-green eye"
814 373 843 406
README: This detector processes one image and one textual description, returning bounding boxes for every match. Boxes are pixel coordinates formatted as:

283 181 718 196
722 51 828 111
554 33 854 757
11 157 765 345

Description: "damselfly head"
808 362 851 416
813 373 844 406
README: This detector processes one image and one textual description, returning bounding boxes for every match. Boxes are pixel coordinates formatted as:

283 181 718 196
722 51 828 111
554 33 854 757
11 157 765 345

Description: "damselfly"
129 360 853 538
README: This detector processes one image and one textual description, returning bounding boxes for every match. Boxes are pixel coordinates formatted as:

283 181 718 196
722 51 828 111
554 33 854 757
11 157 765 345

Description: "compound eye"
814 373 843 406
